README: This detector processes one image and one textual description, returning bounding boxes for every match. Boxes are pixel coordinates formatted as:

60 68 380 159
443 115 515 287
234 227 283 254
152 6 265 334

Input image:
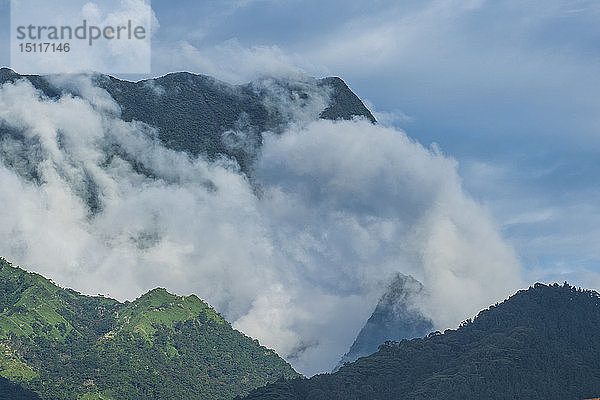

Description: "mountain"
335 273 433 371
241 283 600 400
0 258 298 400
0 68 376 175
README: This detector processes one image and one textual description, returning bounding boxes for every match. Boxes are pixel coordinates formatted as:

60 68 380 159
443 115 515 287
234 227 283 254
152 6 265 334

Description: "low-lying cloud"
0 76 522 375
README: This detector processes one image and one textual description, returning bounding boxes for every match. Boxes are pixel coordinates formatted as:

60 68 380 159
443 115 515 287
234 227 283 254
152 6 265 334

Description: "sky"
141 0 600 287
0 0 599 375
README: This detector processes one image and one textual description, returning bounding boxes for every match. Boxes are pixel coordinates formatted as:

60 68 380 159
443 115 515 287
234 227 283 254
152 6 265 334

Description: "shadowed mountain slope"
335 273 433 371
241 283 600 400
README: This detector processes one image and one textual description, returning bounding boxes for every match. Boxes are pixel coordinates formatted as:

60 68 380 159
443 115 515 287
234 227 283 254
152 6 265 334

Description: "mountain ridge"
0 68 376 176
241 282 600 400
0 257 298 400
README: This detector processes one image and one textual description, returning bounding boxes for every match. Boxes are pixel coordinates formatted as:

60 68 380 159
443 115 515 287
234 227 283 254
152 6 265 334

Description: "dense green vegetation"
0 258 297 400
241 283 600 400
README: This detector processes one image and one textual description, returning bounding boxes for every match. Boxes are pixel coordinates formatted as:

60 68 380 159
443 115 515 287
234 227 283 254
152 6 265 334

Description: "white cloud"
304 0 486 72
362 99 413 127
253 119 522 336
0 77 522 376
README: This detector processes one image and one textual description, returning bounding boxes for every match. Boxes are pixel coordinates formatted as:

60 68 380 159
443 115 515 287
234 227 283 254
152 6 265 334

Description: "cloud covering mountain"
0 73 521 375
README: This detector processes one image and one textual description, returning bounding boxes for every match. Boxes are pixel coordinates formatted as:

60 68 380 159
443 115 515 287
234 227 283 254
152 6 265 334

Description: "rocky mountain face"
335 273 433 371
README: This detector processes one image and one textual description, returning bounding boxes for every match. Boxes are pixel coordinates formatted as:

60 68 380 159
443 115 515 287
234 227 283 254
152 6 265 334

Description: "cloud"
152 39 327 84
252 119 522 336
460 156 600 287
362 99 413 128
0 77 522 376
140 0 600 360
304 0 486 72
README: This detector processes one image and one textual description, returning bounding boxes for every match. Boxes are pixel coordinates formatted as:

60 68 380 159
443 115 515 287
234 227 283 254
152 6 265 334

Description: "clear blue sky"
1 0 600 288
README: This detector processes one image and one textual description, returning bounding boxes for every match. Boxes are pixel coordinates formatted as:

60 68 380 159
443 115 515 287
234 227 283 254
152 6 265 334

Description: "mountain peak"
139 286 176 301
243 283 600 400
0 258 298 399
335 273 433 370
0 70 376 176
318 76 376 123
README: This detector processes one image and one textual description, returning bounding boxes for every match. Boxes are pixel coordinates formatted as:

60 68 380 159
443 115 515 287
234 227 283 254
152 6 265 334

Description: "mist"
0 76 522 375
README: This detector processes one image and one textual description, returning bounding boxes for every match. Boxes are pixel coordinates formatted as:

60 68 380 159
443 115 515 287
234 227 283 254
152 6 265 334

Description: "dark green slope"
241 283 600 400
0 258 298 400
0 68 375 174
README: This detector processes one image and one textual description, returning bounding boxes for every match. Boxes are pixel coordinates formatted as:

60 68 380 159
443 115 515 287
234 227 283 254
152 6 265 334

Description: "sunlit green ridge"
0 258 298 400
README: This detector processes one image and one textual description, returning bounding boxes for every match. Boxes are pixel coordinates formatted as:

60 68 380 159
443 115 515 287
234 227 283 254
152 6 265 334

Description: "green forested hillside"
241 283 600 400
0 258 297 400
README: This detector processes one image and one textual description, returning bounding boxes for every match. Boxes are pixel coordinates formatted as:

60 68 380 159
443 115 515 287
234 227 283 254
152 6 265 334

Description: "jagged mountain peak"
335 273 433 371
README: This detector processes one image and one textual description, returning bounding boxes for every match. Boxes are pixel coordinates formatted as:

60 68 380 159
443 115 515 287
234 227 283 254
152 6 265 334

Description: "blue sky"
151 0 600 288
1 0 600 288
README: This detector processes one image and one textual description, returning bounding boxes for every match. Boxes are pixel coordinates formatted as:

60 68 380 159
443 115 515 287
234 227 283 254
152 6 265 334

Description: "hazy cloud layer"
0 77 521 375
